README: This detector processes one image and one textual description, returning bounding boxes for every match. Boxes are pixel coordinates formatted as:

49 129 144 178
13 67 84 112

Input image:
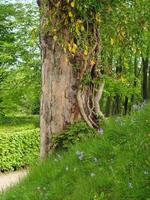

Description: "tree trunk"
38 0 104 158
124 96 128 115
142 57 148 101
114 95 121 115
105 96 112 117
148 65 150 99
113 57 122 115
40 37 81 158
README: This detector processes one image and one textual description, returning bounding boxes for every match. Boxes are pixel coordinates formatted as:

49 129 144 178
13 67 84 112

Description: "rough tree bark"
38 0 104 158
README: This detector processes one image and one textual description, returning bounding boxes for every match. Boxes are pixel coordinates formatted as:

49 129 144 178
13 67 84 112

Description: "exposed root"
94 81 105 119
76 41 105 129
87 94 98 128
77 42 98 128
77 88 94 128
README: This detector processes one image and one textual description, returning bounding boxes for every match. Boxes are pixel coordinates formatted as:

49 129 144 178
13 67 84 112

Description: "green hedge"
0 129 40 171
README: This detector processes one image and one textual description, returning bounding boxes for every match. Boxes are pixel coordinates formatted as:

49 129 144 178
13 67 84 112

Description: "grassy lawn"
0 105 150 199
0 115 39 132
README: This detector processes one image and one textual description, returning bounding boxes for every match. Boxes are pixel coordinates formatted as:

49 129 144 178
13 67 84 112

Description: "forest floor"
0 170 27 192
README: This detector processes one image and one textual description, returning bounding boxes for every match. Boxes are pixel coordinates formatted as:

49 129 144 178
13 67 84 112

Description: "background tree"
0 1 40 116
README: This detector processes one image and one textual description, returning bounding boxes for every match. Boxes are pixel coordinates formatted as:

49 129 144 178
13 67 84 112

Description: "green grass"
0 115 39 133
0 105 150 200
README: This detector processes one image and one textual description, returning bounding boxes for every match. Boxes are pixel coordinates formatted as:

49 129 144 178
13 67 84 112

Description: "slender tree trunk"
142 57 148 101
105 96 112 117
130 55 138 111
113 57 122 115
148 65 150 99
114 95 121 115
124 96 128 115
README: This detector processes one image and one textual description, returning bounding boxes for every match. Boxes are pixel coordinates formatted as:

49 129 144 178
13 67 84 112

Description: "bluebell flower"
93 157 98 162
128 182 133 189
133 101 146 111
141 100 146 108
133 104 139 110
76 150 84 160
97 128 104 135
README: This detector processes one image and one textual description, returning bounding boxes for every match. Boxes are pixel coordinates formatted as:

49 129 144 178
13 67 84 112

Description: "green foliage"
1 104 150 199
52 121 97 150
0 2 40 115
0 115 40 171
103 75 141 99
0 128 40 171
100 0 150 111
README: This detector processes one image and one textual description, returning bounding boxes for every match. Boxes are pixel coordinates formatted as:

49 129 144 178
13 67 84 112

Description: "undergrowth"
0 104 150 199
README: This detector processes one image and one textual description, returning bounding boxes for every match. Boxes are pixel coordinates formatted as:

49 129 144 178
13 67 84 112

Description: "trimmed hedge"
0 129 40 171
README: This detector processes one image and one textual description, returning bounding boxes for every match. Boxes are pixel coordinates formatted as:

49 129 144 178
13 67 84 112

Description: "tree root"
76 41 105 129
77 88 94 128
94 80 105 119
87 94 98 128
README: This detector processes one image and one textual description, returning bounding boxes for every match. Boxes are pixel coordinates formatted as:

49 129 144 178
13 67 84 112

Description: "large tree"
38 0 108 158
38 0 150 158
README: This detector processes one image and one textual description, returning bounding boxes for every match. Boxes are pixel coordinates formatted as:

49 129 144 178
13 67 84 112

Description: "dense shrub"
0 129 40 171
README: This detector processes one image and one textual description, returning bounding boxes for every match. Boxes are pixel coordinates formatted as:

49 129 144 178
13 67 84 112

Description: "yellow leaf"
90 60 96 66
119 31 126 41
76 19 82 24
75 24 79 35
81 25 85 32
68 11 73 17
121 31 125 37
70 1 75 8
63 47 67 53
68 43 72 52
111 38 115 45
144 26 148 31
84 49 88 56
52 28 56 33
95 14 102 23
53 35 57 41
72 43 77 54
